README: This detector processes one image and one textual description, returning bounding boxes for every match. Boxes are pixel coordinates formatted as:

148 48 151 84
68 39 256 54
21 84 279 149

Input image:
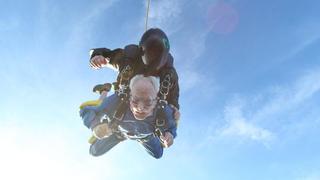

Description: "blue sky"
1 0 320 179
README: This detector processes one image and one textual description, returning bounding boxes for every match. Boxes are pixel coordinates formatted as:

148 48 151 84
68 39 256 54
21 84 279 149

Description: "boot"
92 83 112 94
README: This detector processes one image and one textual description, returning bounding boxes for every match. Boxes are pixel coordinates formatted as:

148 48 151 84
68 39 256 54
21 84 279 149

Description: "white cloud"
210 67 320 147
0 122 120 180
172 29 212 93
81 1 118 24
215 98 274 146
65 0 119 49
176 29 210 62
253 68 320 122
277 21 320 63
141 1 215 93
146 0 183 33
278 34 320 63
178 67 203 92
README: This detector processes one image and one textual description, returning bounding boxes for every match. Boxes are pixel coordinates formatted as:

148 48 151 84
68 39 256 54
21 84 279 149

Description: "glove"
92 123 113 139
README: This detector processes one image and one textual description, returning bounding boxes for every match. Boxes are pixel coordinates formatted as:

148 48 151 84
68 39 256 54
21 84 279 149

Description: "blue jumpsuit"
80 94 177 159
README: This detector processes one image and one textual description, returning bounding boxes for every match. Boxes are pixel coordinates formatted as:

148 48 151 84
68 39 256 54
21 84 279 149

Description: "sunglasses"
129 96 158 109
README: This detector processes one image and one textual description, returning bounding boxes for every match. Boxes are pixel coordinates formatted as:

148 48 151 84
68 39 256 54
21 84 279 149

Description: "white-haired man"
80 75 177 159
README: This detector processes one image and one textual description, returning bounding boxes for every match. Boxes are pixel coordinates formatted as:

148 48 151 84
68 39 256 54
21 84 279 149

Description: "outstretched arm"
89 48 125 70
89 44 141 72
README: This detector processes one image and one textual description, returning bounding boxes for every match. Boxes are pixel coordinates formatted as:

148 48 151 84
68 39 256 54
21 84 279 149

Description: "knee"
90 151 101 157
89 145 104 157
153 153 163 159
151 149 163 159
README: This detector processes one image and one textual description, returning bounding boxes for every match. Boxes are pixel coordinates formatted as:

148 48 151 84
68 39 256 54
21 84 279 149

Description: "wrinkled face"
129 80 157 120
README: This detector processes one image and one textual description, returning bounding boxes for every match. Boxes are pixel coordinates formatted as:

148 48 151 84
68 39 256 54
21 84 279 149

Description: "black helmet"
139 28 170 71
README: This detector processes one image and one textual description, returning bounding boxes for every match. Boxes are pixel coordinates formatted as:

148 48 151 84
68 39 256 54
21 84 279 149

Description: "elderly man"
80 75 177 159
89 28 180 119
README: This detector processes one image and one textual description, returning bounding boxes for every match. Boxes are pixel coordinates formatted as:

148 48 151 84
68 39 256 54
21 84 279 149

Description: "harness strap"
159 74 171 100
154 73 172 138
154 103 168 146
108 65 132 132
118 65 133 92
112 65 173 140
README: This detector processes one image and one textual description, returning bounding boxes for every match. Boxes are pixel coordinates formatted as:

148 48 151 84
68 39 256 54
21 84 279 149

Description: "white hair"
129 75 160 93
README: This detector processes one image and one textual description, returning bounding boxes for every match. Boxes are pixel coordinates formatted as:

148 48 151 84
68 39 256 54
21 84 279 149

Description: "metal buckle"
156 118 165 127
155 128 163 137
159 74 171 99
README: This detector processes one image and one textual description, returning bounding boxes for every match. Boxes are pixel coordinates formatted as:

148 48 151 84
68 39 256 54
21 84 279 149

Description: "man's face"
129 80 157 120
141 39 164 68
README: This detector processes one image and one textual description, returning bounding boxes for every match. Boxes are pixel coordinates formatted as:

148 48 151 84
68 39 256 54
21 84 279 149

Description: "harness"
108 65 173 141
108 65 132 133
154 73 171 138
105 44 175 141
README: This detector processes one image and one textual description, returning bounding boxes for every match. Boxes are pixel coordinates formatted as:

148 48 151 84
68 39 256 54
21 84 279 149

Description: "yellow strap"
79 99 102 109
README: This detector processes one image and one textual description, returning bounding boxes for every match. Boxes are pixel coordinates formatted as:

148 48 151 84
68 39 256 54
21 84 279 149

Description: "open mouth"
133 110 148 119
135 111 146 116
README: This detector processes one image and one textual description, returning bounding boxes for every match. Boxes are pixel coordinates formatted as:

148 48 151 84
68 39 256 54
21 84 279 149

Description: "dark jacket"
90 44 180 109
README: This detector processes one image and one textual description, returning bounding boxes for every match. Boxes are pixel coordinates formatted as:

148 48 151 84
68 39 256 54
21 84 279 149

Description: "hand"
160 132 174 148
92 123 112 139
90 55 109 69
170 105 180 122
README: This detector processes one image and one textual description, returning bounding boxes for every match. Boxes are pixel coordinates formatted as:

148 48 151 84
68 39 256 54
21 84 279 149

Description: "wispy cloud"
277 21 320 63
253 68 320 122
65 0 119 50
145 0 183 33
278 34 320 63
209 21 320 145
141 1 216 93
178 68 203 91
209 67 320 147
142 0 209 62
213 97 275 146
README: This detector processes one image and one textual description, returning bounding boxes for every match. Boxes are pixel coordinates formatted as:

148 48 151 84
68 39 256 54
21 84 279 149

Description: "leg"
139 135 163 159
89 134 123 157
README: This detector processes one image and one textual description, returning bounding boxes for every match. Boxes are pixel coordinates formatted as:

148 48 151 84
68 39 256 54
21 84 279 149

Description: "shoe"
92 83 112 94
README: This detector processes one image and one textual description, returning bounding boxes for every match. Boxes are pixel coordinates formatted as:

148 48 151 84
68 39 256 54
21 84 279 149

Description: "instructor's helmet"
139 28 170 72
